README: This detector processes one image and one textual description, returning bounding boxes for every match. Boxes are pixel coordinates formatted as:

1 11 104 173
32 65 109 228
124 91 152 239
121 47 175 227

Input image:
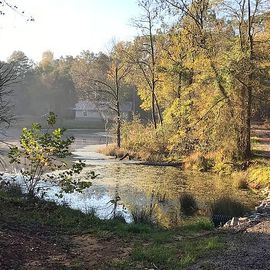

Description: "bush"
131 208 154 225
179 193 198 216
121 118 170 161
235 177 249 189
8 112 96 197
97 145 127 158
248 165 270 188
210 196 248 218
0 180 23 197
184 152 214 172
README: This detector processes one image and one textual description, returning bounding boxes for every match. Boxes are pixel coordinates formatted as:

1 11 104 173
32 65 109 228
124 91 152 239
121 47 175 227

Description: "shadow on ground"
189 220 270 270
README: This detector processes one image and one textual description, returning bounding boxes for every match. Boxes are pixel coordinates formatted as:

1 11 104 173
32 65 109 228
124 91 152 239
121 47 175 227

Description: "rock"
230 217 239 226
223 217 242 228
223 189 270 229
255 203 266 213
223 220 231 228
239 217 248 223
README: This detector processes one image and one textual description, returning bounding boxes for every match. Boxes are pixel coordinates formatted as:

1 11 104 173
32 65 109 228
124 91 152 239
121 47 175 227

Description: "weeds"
179 193 198 216
210 196 248 218
0 181 23 197
98 144 127 158
235 177 249 189
131 208 154 225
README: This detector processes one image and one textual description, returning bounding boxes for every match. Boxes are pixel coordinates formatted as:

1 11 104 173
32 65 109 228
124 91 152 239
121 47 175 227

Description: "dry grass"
97 144 127 158
120 119 171 162
183 152 214 172
235 177 249 190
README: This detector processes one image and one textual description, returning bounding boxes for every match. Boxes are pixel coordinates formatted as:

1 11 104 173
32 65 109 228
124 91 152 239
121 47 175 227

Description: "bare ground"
189 220 270 270
0 223 131 270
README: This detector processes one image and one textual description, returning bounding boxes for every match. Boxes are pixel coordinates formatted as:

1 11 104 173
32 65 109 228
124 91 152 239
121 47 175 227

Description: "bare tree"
71 43 132 148
130 0 163 129
0 61 19 129
0 0 34 21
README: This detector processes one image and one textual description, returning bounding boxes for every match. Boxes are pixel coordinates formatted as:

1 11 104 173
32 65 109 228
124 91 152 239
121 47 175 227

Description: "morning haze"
1 0 270 269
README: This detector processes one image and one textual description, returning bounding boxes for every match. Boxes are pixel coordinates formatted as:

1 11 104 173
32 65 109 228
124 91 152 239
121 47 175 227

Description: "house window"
83 111 87 117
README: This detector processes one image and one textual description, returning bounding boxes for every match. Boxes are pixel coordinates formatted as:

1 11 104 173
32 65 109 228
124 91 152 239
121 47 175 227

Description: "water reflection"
44 161 259 227
4 130 261 227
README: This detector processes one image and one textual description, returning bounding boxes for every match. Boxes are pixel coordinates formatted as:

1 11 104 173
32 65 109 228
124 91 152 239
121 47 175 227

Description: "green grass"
178 217 215 233
0 189 223 270
130 237 223 269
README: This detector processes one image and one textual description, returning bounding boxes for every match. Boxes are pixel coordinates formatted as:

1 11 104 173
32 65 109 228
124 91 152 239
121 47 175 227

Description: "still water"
37 130 260 227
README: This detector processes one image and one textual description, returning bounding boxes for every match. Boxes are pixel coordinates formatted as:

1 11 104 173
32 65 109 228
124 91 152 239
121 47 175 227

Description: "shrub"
97 145 127 158
179 193 198 216
248 165 270 188
0 180 23 197
8 112 97 197
131 208 154 225
235 177 249 189
184 152 214 172
210 196 248 218
121 118 170 161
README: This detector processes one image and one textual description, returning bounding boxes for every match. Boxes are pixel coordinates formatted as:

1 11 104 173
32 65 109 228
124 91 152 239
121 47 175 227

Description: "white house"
73 100 133 121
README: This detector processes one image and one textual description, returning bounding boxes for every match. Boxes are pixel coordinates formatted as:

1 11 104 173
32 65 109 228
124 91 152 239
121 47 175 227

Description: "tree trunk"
152 90 157 129
154 93 163 125
244 86 252 159
116 113 121 148
244 0 253 160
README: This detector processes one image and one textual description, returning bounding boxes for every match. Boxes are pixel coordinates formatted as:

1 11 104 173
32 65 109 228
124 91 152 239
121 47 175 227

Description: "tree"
71 44 132 148
8 51 33 77
221 0 270 158
37 52 77 120
0 2 34 130
129 0 163 129
157 0 270 160
0 60 20 129
0 0 34 21
8 112 95 197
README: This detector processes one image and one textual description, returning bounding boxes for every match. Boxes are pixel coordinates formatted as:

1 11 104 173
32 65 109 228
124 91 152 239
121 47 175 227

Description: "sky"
0 0 141 62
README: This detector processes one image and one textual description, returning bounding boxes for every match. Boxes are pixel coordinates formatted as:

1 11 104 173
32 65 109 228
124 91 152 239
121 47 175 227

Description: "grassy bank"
0 188 224 269
234 158 270 190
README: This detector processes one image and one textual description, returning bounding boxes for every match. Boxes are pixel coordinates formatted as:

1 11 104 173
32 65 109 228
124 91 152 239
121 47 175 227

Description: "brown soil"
71 235 132 269
0 223 131 270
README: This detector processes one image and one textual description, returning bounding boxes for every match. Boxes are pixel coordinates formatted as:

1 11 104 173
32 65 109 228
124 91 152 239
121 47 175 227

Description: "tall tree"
71 43 132 148
0 61 19 128
158 0 270 160
129 0 163 129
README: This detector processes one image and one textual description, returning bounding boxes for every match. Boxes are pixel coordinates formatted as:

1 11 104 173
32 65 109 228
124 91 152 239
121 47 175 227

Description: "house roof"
74 100 98 111
74 100 133 112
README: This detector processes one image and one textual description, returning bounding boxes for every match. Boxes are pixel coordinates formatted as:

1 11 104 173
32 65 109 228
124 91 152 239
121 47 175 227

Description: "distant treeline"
5 0 270 161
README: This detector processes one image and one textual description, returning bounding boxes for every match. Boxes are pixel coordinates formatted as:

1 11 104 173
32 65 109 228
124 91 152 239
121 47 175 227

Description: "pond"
37 129 260 227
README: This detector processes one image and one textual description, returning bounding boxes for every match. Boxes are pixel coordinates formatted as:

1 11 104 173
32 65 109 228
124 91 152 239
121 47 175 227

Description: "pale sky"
0 0 140 62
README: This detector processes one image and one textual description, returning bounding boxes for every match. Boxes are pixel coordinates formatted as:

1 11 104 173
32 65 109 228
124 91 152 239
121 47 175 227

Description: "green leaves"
47 111 56 126
8 113 92 197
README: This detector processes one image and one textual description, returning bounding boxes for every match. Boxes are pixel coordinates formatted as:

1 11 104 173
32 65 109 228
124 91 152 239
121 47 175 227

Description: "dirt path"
252 124 270 158
0 223 131 270
189 220 270 270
